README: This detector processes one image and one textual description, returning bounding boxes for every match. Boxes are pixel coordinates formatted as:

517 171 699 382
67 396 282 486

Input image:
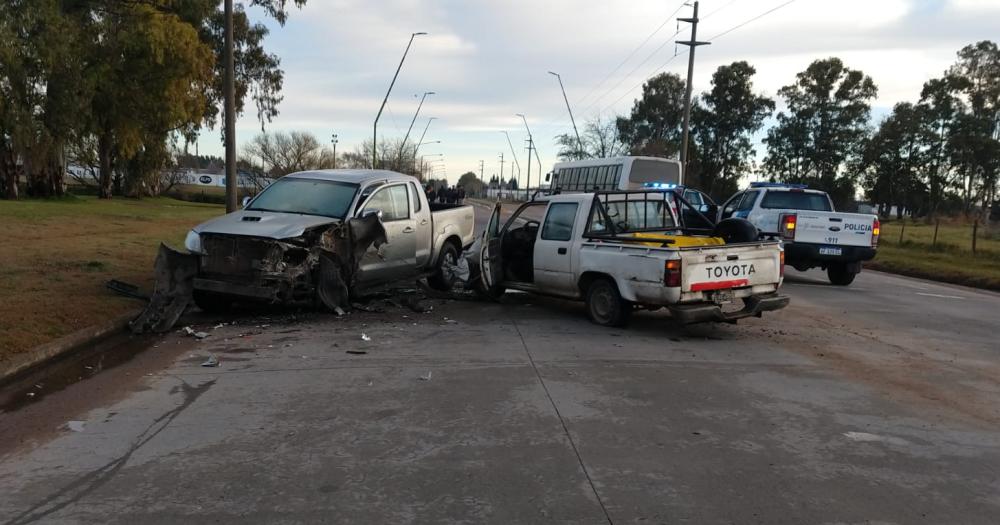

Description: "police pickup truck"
478 190 788 327
718 183 879 285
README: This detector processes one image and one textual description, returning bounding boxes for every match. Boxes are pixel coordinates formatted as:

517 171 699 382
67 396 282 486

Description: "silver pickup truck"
182 169 475 312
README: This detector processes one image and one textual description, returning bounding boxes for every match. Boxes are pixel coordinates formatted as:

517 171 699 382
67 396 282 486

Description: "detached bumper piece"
668 293 789 324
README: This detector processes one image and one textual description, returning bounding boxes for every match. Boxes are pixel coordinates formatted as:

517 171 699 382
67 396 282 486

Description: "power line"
573 1 687 108
597 0 800 116
708 0 798 40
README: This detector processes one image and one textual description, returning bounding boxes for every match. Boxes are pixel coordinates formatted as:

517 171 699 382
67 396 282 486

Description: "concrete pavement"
1 265 1000 523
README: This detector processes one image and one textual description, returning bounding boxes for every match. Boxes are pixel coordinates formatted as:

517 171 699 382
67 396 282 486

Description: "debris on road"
334 306 346 316
418 371 433 381
346 350 367 355
129 244 198 334
182 326 209 339
201 355 220 367
66 421 86 432
361 333 371 342
105 279 149 301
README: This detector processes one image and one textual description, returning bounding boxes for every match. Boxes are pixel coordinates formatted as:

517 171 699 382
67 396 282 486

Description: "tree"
457 171 483 195
947 41 1000 215
763 58 878 208
242 131 335 176
918 75 967 216
860 103 928 217
616 73 687 157
556 116 628 160
690 61 774 200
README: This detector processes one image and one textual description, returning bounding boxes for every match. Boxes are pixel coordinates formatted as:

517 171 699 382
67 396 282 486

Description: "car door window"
721 192 743 219
736 190 759 213
541 203 579 241
684 190 704 207
409 182 422 212
363 185 410 221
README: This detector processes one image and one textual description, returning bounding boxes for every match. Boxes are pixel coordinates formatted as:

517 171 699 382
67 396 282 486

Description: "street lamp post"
548 71 584 158
501 130 521 195
373 32 426 169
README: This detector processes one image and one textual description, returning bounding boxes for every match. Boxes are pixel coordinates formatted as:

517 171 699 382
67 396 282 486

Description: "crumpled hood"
192 210 340 240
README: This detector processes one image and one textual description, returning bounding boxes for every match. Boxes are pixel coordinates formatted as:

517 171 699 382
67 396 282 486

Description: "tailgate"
793 212 875 248
680 244 781 292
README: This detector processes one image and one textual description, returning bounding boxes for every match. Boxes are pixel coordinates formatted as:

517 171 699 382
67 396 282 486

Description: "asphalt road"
1 202 999 524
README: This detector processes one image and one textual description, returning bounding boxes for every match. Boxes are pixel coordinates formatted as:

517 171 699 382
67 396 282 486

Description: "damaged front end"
131 214 387 333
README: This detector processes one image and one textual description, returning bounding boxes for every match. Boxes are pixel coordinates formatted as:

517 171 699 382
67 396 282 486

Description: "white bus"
545 156 683 192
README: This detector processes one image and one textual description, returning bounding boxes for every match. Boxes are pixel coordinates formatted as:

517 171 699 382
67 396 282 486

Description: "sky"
196 0 1000 185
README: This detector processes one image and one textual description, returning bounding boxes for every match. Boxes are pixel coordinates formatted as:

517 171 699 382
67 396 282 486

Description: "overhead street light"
402 91 436 151
548 71 584 158
373 31 427 168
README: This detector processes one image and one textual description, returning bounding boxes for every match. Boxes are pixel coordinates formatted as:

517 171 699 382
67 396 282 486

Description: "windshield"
760 191 832 212
247 178 359 218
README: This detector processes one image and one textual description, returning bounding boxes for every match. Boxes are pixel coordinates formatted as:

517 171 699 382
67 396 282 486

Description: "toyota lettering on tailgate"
692 263 756 292
705 263 756 279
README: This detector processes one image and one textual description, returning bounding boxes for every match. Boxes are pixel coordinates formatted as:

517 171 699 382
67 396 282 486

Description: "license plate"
712 290 735 304
819 246 842 256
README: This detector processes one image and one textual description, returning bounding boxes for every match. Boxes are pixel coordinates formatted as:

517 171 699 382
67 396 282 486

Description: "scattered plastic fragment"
361 333 371 342
67 421 86 432
346 350 367 355
334 306 346 316
419 371 432 381
201 355 220 367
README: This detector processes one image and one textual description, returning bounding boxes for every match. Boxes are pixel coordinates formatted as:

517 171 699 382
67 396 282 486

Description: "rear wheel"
827 263 857 286
585 278 631 327
193 290 233 313
428 242 460 291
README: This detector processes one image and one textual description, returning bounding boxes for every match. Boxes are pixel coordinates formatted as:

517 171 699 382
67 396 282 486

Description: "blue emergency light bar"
642 182 680 190
749 182 808 189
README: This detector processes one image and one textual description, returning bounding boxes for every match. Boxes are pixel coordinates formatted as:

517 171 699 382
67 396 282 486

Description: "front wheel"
428 242 461 291
585 278 632 327
827 263 857 286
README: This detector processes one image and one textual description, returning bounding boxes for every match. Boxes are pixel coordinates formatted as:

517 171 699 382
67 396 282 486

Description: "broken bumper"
667 293 789 324
193 277 284 301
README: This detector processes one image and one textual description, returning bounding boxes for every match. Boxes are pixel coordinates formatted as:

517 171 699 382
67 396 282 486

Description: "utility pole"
373 32 426 169
498 152 505 197
524 137 536 201
549 71 584 158
331 133 338 169
479 159 485 197
677 1 710 175
223 0 237 212
400 91 434 166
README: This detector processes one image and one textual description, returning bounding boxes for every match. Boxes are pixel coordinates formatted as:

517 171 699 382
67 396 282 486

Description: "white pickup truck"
478 190 788 326
718 183 879 285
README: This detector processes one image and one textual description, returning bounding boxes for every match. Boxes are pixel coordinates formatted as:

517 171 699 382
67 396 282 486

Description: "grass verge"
866 220 1000 291
0 195 223 365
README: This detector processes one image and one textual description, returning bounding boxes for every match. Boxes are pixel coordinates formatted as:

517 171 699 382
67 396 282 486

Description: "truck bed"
431 204 476 248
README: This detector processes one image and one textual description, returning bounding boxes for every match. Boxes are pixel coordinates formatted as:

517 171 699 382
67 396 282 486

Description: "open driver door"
479 202 504 294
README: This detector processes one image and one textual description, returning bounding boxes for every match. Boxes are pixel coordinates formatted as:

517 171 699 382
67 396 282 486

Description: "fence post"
898 221 905 244
933 220 939 247
972 220 978 255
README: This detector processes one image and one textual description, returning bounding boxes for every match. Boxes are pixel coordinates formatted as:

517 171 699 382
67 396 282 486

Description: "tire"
585 278 632 327
428 242 460 291
193 290 233 313
712 218 759 244
827 263 857 286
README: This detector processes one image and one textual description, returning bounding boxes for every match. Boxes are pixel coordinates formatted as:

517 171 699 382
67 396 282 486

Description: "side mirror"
241 196 251 208
361 209 383 221
545 173 551 183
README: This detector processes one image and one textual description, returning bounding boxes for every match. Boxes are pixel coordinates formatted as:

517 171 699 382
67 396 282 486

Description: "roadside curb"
0 311 137 385
864 262 1000 294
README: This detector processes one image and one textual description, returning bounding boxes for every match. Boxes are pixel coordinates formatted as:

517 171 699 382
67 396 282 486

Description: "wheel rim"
440 251 458 284
590 285 615 321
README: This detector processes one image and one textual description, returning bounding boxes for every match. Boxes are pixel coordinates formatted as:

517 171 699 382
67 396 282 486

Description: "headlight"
184 230 204 254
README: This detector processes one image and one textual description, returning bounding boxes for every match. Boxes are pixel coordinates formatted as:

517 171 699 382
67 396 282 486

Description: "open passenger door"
479 202 503 289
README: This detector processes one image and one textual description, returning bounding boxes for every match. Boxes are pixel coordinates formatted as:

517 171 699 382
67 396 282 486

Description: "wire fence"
880 219 998 258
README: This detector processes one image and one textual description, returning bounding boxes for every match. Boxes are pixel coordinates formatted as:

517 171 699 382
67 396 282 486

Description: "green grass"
867 219 1000 290
0 195 224 365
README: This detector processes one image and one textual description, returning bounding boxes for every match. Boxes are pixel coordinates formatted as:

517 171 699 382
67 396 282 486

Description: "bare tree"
556 116 628 160
242 131 336 177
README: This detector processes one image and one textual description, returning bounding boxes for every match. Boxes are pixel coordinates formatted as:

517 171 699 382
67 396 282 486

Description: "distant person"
458 187 466 203
425 184 436 204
